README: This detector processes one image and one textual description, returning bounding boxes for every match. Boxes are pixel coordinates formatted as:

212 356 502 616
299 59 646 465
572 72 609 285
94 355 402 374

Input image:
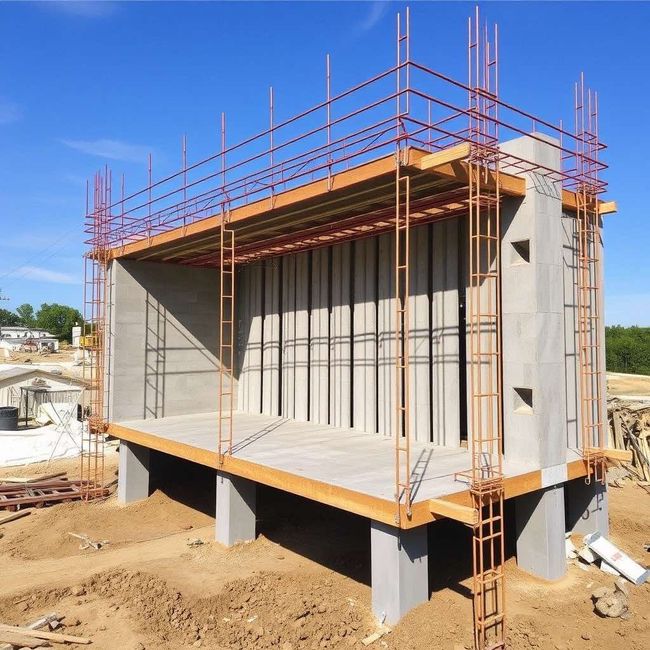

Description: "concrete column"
215 470 257 547
565 478 609 536
515 485 566 580
500 134 566 468
117 441 150 504
371 521 429 625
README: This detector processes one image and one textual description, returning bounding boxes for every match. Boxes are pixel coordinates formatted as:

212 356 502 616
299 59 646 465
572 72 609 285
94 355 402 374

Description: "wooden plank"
418 143 470 170
586 447 633 463
0 509 31 526
428 498 477 525
0 631 46 648
0 624 90 645
599 200 617 215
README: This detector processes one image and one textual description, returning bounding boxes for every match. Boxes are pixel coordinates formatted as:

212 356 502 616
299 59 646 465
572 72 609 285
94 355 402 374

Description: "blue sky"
0 1 648 325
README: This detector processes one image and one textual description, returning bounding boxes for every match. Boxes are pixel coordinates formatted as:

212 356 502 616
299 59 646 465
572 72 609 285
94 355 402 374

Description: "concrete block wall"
237 221 461 443
107 259 221 422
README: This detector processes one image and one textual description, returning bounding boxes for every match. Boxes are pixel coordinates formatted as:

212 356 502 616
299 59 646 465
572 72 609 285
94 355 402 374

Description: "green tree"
15 303 35 327
35 303 83 342
606 325 650 375
0 308 21 327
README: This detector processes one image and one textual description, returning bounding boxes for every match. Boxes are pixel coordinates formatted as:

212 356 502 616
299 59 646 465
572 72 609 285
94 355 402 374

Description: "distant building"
0 327 60 352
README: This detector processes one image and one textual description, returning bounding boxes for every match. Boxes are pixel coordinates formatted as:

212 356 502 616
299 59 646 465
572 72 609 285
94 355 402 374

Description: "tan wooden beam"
428 498 478 525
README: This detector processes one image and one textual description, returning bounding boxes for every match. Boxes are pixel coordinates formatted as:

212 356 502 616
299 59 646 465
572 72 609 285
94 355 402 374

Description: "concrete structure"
85 22 614 638
107 133 612 618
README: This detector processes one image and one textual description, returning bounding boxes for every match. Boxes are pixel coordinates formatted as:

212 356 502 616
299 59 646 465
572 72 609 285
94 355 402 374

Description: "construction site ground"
0 452 648 650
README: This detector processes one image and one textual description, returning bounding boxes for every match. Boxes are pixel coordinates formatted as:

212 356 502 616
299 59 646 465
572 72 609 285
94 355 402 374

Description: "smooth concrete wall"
500 134 567 470
107 259 221 422
236 221 461 443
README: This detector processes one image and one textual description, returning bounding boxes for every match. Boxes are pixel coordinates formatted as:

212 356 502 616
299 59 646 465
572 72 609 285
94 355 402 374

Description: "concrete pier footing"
117 441 151 504
515 485 567 580
370 521 429 625
215 470 257 547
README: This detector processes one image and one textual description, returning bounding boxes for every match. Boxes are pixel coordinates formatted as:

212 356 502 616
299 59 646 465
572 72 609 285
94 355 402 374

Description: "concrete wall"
107 259 221 422
237 221 461 443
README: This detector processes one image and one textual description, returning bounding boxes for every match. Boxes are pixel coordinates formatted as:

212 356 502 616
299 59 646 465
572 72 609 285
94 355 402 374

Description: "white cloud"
61 138 152 163
359 1 390 33
0 99 21 125
14 266 80 285
605 292 650 327
45 1 117 19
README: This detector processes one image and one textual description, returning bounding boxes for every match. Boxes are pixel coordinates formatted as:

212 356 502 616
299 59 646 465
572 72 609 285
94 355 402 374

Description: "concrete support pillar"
215 470 257 547
565 478 609 537
370 521 429 625
117 441 150 504
515 485 566 580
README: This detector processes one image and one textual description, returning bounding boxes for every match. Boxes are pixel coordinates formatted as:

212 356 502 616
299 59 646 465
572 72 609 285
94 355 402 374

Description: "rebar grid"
80 171 109 500
218 207 236 462
465 9 506 650
574 76 607 484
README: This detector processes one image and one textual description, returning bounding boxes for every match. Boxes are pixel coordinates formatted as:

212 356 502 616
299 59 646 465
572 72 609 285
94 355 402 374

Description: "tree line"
605 326 650 375
0 303 83 343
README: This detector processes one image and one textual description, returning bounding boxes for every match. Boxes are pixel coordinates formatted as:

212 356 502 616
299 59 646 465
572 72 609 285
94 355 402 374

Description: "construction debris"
0 614 64 650
0 623 90 645
591 583 629 619
0 510 31 526
68 532 109 551
608 397 650 481
0 475 107 511
584 532 650 585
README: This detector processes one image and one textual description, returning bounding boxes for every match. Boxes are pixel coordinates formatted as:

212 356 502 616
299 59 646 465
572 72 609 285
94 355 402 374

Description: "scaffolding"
80 7 609 649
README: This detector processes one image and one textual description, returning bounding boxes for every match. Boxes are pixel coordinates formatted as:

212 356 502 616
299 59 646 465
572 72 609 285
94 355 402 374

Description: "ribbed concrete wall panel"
352 238 378 433
310 248 330 424
330 243 352 428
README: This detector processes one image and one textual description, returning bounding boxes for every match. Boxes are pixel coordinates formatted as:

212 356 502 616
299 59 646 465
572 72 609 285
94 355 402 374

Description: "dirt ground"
607 372 650 398
0 451 648 650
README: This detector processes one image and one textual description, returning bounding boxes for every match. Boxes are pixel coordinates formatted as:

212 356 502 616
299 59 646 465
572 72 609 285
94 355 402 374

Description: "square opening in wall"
510 239 530 265
513 387 533 414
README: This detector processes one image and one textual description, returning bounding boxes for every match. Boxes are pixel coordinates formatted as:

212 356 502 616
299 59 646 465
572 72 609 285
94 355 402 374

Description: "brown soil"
0 456 648 650
607 372 650 397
